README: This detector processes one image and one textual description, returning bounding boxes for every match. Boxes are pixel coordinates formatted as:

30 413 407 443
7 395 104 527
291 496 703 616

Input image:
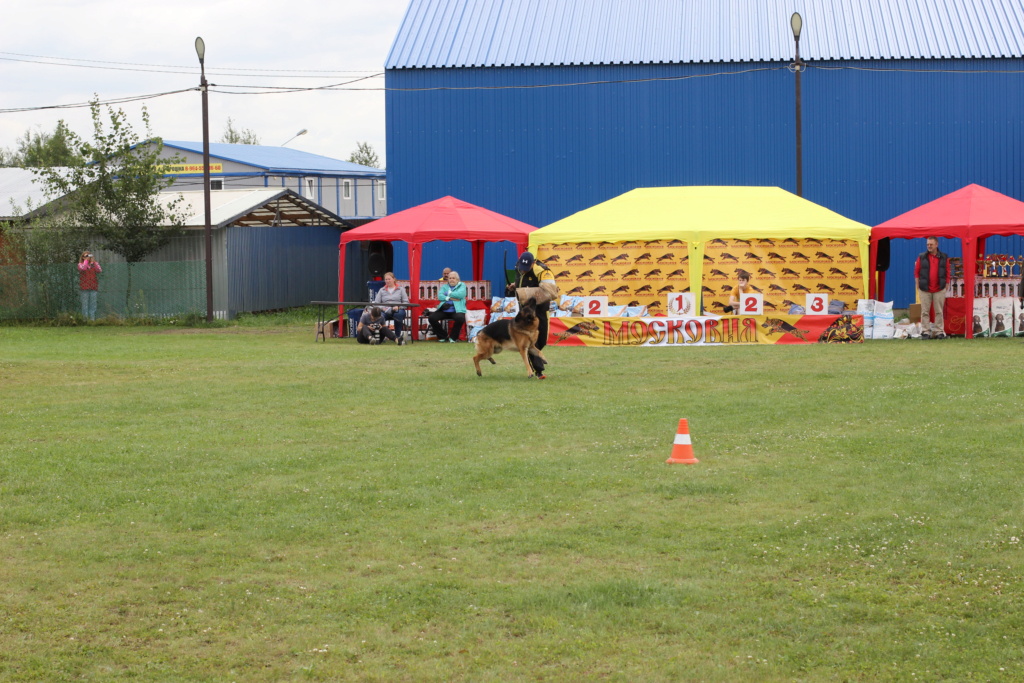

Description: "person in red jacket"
913 236 950 339
78 250 102 320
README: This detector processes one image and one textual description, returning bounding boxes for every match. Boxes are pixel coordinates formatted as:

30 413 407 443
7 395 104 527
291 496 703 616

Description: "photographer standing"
78 251 102 320
356 306 398 345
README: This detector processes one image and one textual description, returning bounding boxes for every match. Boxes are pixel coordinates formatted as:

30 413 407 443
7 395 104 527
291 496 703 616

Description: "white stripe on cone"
673 433 692 445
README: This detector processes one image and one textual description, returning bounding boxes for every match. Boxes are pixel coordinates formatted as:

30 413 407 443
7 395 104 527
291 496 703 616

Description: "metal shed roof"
0 168 53 220
161 141 385 177
386 0 1024 68
162 189 352 229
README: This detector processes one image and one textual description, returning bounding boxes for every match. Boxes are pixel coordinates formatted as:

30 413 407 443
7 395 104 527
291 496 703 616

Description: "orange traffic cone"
666 418 699 464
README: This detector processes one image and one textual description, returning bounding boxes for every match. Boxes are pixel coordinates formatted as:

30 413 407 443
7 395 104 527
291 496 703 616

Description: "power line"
3 62 1021 114
0 51 383 78
0 88 197 114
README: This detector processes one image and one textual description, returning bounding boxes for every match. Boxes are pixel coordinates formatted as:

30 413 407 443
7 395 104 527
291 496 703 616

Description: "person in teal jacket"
428 270 468 342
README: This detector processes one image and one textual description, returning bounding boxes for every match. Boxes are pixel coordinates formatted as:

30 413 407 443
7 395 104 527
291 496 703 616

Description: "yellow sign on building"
161 163 223 175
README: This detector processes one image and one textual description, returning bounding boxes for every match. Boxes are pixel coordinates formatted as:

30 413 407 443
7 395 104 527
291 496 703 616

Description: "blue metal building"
384 0 1024 305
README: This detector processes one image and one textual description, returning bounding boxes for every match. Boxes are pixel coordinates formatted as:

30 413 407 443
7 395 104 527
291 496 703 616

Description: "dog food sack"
554 295 579 317
490 296 506 317
972 297 991 337
856 299 875 332
1015 298 1024 337
465 308 487 328
990 297 1013 337
871 315 896 340
607 305 626 317
489 297 519 319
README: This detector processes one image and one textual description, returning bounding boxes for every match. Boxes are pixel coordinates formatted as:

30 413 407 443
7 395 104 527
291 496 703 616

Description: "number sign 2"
805 293 828 314
739 292 763 315
583 296 608 317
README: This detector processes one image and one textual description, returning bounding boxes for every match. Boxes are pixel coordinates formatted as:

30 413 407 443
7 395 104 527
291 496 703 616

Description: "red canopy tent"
871 184 1024 339
338 196 536 333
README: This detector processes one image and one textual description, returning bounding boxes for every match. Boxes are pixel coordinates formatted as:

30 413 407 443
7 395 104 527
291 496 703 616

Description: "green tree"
0 122 85 168
220 117 260 145
34 99 189 314
348 141 381 169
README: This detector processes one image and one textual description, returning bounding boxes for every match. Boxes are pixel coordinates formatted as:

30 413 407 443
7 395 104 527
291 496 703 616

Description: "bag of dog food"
490 296 519 319
972 297 991 337
856 299 875 332
871 317 896 340
828 299 845 315
623 305 649 317
553 295 580 317
607 305 626 317
1015 298 1024 337
465 308 487 328
990 297 1013 337
870 301 894 340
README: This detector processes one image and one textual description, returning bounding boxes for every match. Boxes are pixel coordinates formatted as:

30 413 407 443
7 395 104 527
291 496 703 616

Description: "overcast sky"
0 0 412 167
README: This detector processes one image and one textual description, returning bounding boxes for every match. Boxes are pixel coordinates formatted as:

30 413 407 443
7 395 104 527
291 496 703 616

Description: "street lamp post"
790 12 804 198
281 129 308 147
195 37 214 322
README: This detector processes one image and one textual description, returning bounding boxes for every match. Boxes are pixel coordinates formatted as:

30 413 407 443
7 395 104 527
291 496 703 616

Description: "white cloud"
0 0 410 166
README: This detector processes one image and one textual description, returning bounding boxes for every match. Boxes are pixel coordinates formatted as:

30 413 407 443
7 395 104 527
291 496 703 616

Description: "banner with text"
548 314 865 346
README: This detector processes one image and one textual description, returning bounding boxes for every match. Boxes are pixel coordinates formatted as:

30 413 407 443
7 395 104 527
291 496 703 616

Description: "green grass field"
2 324 1023 681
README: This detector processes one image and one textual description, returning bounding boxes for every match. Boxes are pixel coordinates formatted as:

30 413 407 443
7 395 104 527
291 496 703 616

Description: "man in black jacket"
914 236 950 339
507 251 558 378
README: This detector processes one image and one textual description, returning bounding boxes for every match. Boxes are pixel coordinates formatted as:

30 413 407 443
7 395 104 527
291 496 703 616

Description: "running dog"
472 298 547 378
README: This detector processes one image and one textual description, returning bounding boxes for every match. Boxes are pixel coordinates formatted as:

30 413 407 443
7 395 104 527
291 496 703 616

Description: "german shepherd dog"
473 298 547 378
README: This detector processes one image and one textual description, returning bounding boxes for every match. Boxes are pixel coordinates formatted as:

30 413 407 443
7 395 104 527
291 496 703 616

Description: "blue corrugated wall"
386 58 1024 306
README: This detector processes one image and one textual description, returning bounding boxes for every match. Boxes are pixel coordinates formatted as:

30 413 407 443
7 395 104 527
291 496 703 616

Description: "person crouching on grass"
356 307 398 345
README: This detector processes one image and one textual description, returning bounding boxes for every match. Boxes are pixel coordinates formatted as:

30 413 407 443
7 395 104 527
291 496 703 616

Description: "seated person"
374 271 409 343
428 270 467 342
726 271 752 313
356 306 398 345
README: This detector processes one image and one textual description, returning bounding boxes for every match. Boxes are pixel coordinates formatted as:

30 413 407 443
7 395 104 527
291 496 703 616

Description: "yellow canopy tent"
529 186 871 311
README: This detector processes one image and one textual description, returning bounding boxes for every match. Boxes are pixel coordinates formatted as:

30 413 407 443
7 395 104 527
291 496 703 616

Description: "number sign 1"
740 292 763 315
667 292 694 316
805 293 828 314
583 296 608 317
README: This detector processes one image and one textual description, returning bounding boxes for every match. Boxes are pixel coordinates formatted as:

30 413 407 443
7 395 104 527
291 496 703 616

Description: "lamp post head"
195 36 206 64
790 12 803 40
281 129 309 146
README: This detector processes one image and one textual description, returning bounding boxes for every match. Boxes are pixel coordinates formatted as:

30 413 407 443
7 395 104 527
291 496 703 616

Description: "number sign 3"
805 293 828 314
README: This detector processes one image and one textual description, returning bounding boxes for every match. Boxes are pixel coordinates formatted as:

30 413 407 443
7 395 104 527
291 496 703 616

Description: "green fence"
0 261 206 320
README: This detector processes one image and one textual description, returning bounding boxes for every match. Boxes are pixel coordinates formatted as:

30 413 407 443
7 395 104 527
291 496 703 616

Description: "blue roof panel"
386 0 1024 68
161 141 385 176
